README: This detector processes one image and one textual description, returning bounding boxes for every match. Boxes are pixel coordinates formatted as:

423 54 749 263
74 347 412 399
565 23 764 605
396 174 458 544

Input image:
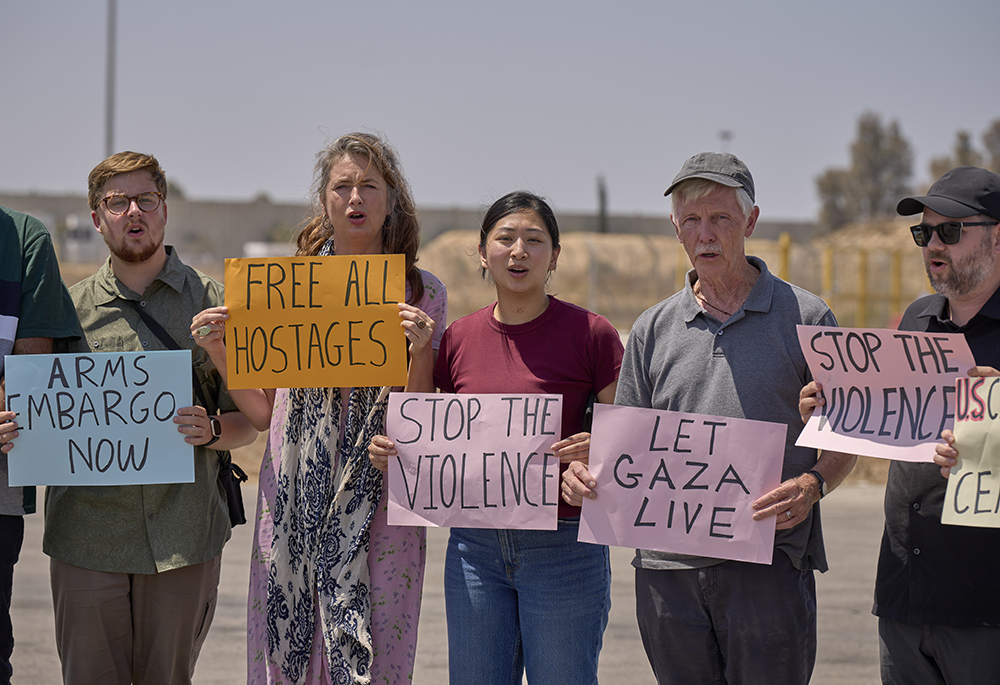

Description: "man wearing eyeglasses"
878 166 1000 684
36 151 257 684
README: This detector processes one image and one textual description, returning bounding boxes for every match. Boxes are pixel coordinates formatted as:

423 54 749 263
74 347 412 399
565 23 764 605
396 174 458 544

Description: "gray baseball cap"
897 166 1000 221
664 152 755 203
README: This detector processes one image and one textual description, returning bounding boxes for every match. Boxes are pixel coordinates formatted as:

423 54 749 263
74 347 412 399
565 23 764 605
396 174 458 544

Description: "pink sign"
796 325 975 462
579 404 786 565
386 393 563 529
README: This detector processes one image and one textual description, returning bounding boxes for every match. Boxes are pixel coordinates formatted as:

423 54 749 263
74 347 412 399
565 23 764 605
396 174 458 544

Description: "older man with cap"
874 166 1000 684
564 152 856 684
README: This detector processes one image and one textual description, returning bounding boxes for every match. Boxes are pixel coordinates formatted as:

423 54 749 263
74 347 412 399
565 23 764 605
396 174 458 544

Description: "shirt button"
92 342 100 348
912 502 920 510
913 548 921 555
718 330 724 336
142 340 149 347
140 301 147 307
148 513 154 520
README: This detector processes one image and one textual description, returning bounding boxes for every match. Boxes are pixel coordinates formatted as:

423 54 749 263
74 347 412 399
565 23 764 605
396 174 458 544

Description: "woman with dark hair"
191 132 446 684
370 191 622 684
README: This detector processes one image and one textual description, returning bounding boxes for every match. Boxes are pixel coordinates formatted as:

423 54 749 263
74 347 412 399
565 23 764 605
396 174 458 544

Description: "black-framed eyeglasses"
101 192 164 215
910 221 998 247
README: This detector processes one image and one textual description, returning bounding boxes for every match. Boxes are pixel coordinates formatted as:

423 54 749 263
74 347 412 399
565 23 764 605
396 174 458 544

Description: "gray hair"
670 178 754 221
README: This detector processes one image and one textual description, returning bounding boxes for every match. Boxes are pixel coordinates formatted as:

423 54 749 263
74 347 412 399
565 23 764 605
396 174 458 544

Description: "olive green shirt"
43 247 236 574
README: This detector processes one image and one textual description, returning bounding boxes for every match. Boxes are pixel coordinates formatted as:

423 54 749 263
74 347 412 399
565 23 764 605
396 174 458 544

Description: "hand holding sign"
563 460 598 505
551 432 593 464
190 306 229 358
368 434 395 473
935 430 959 479
0 411 19 454
397 302 436 355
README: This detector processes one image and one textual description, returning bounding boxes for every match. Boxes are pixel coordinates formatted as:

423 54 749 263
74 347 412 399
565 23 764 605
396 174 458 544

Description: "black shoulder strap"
124 299 210 409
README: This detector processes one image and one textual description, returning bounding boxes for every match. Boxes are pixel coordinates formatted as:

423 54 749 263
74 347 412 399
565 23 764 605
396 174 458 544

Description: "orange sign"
224 255 407 389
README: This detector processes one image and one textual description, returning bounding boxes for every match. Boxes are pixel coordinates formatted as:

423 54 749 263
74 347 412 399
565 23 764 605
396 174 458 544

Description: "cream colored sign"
943 376 1000 528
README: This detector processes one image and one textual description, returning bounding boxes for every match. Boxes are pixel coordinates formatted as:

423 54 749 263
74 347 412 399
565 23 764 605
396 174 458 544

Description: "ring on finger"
786 510 793 520
416 319 426 329
196 325 212 337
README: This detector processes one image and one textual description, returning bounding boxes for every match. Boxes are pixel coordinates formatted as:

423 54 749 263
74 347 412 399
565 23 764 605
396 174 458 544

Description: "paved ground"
10 483 886 684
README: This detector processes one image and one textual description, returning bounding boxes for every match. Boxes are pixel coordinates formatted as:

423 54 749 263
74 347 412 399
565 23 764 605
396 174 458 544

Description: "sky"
3 0 999 221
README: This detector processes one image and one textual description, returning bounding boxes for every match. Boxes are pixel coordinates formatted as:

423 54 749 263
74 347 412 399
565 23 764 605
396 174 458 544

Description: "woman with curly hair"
192 132 446 684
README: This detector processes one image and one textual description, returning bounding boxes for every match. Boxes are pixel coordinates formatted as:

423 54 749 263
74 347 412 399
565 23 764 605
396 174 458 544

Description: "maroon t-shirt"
434 297 623 518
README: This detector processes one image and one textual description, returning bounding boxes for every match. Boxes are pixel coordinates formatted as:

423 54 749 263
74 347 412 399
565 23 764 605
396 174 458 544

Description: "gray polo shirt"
617 256 836 572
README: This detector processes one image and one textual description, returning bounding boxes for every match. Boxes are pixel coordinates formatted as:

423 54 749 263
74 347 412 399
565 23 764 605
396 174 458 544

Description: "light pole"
104 0 117 158
718 130 732 154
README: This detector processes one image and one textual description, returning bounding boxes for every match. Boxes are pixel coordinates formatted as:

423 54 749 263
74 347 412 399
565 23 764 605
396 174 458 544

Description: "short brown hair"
88 151 167 211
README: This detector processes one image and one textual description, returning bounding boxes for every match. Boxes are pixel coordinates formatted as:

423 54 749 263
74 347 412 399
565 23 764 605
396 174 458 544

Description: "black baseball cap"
897 166 1000 221
664 152 755 203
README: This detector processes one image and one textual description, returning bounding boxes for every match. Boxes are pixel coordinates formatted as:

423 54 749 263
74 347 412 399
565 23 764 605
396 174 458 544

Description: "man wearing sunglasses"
876 166 1000 684
25 151 259 684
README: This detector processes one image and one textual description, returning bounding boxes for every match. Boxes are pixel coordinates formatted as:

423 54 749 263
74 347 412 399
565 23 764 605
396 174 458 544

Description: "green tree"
982 119 1000 174
816 112 913 230
817 168 854 231
849 113 913 221
930 130 984 180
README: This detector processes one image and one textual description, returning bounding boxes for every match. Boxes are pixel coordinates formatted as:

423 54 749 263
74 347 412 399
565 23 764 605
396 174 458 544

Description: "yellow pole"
857 250 868 328
890 250 902 324
822 245 834 301
778 232 791 281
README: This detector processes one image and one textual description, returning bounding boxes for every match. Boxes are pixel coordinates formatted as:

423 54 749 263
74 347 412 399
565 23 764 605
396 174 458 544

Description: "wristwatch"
806 469 827 498
204 416 222 447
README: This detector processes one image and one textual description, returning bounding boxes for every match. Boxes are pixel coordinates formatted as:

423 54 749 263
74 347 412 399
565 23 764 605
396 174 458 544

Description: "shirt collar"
917 286 1000 327
91 246 188 306
682 255 773 323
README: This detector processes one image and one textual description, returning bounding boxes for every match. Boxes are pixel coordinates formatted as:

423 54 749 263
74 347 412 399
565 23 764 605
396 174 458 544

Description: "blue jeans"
445 518 610 685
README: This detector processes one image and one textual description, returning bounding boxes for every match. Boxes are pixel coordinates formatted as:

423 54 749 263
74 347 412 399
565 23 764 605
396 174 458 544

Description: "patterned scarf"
266 237 389 684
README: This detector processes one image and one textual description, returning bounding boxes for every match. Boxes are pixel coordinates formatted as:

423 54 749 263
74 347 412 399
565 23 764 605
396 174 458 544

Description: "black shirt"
874 289 1000 626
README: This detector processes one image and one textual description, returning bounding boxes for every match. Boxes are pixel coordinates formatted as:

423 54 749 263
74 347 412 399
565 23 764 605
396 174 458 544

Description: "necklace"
696 293 734 318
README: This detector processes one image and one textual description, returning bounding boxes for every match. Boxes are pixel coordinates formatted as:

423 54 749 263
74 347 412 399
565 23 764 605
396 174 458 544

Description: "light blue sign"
5 351 195 486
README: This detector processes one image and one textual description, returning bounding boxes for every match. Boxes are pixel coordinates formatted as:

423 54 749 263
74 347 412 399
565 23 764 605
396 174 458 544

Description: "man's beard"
104 230 163 265
925 231 996 299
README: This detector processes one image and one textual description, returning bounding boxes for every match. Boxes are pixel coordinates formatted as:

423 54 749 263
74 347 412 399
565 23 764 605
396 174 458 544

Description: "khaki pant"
50 555 221 685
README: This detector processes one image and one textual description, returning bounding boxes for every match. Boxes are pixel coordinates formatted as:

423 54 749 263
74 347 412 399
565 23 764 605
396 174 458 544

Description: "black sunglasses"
910 221 998 247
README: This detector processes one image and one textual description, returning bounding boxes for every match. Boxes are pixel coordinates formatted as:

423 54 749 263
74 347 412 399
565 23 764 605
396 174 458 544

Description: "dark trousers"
0 515 24 685
635 552 817 685
879 617 1000 685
